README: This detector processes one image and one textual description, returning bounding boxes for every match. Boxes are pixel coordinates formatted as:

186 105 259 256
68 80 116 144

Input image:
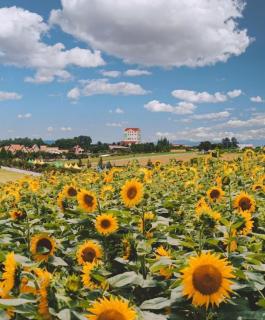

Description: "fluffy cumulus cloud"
156 113 265 142
0 6 105 83
0 91 22 101
224 114 265 128
250 96 264 103
172 89 242 103
50 0 251 67
144 100 196 114
100 70 121 78
68 79 148 99
124 69 152 77
156 126 265 142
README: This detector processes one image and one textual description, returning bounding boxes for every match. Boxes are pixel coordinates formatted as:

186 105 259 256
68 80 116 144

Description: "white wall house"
123 128 141 145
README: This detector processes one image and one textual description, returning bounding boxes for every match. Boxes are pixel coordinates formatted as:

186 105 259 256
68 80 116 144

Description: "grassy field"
0 169 25 183
66 151 240 167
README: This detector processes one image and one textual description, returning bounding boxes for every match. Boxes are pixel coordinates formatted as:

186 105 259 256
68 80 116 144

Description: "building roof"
124 128 140 132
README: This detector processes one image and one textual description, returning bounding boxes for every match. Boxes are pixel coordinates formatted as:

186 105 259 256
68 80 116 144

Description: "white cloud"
50 0 251 68
0 91 22 101
227 89 242 98
68 79 148 99
60 126 72 131
156 125 265 142
172 89 241 103
17 113 32 119
47 126 54 132
25 69 72 84
115 108 124 114
144 100 196 114
124 69 151 77
67 87 80 100
191 111 230 120
224 114 265 128
250 96 264 103
0 7 105 83
100 70 121 78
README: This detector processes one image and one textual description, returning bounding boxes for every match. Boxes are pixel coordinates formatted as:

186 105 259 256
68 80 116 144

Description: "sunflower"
120 179 143 208
155 160 161 168
76 241 102 265
100 185 114 199
244 148 255 158
252 183 264 193
9 209 26 221
34 268 52 320
0 252 17 298
95 213 118 236
82 262 106 290
233 192 256 213
29 180 40 192
156 246 172 259
63 185 78 198
57 192 67 212
103 173 113 184
155 246 173 279
238 211 254 235
195 197 208 214
66 274 80 293
30 234 56 262
181 252 234 308
196 205 221 221
207 187 225 202
87 296 137 320
77 189 97 213
138 211 155 233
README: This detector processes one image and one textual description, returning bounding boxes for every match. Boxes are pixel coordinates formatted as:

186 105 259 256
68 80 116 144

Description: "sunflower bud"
66 275 80 293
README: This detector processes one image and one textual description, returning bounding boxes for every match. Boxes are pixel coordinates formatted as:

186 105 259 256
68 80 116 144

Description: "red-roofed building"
122 128 141 146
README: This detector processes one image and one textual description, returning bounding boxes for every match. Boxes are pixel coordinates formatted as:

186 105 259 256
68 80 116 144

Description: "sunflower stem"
227 182 235 258
25 214 30 257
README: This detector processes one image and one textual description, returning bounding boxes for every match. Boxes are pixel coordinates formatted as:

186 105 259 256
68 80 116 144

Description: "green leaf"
57 309 71 320
140 297 171 310
50 256 68 266
108 271 138 287
0 298 35 306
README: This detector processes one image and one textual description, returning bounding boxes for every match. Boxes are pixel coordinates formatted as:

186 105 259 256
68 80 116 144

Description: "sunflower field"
0 149 265 320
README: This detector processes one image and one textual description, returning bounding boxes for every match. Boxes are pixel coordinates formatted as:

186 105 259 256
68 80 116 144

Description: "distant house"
73 145 84 155
26 144 40 153
5 144 24 154
122 128 141 146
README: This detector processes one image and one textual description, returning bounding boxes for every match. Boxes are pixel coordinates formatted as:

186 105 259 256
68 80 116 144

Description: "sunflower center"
68 187 77 197
101 219 111 229
36 238 52 255
210 189 220 199
254 185 262 190
82 248 96 262
98 310 126 320
192 264 222 295
239 197 251 211
84 194 94 207
127 187 137 199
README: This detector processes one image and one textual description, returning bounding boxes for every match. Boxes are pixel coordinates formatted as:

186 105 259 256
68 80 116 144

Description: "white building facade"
123 128 141 145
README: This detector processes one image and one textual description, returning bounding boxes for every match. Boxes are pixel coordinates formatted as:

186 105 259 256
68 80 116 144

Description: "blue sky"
0 0 264 145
